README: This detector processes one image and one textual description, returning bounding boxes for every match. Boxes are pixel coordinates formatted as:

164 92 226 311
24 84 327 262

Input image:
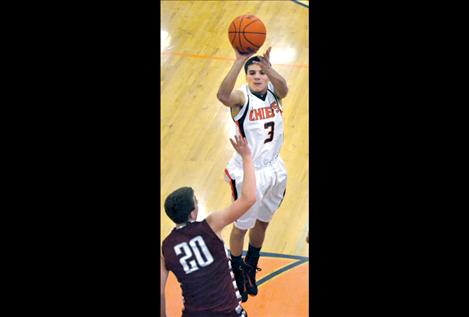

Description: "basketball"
228 15 266 54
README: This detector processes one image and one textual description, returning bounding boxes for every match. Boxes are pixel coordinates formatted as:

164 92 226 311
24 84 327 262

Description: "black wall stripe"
291 0 309 8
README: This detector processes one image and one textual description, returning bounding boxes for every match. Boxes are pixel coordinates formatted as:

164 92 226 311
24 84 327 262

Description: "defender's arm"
160 252 169 317
206 136 256 233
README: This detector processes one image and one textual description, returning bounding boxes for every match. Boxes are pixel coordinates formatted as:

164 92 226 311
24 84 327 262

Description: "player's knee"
232 225 248 237
254 220 269 231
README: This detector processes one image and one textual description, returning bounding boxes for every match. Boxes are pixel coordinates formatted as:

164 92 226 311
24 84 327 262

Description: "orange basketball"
228 15 266 54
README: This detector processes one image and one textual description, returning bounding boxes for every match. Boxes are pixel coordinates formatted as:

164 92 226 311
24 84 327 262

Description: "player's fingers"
264 49 271 65
230 138 236 148
253 60 266 69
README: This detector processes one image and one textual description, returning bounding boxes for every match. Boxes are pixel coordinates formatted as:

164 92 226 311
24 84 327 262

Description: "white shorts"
224 157 287 230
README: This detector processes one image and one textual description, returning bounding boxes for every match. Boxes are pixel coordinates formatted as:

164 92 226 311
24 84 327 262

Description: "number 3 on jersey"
174 236 214 274
264 121 275 143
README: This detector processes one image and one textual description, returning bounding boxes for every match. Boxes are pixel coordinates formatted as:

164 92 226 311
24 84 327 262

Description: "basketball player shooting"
217 46 289 302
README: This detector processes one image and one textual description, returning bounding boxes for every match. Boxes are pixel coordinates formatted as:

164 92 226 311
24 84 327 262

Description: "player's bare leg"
230 225 247 256
248 219 269 248
244 220 269 296
230 225 249 302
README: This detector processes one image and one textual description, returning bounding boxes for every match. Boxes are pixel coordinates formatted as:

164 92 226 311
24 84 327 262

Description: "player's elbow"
244 195 257 208
278 86 288 99
217 92 229 105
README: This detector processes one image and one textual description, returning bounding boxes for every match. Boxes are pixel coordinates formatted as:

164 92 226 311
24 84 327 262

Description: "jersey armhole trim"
268 88 284 111
233 86 250 121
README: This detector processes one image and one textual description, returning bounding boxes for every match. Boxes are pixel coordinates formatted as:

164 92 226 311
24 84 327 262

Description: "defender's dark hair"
244 56 261 74
164 187 195 224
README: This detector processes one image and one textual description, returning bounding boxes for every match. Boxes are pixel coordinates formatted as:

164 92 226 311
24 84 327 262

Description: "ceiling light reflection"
161 29 171 52
270 46 297 64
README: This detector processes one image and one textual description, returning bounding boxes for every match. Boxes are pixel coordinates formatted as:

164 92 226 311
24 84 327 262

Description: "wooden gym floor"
161 1 309 316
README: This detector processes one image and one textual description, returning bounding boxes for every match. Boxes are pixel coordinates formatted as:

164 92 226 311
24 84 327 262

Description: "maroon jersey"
162 220 244 315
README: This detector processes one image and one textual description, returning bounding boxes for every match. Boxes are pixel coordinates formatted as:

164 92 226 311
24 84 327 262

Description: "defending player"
161 135 255 317
217 47 288 302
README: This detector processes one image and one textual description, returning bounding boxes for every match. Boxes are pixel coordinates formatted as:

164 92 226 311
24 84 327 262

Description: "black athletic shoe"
233 264 248 302
243 262 262 296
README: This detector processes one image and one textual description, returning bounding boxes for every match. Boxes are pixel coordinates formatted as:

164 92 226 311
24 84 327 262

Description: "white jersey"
230 82 285 169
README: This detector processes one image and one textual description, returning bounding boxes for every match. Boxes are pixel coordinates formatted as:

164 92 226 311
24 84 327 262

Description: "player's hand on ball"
234 48 255 61
230 135 251 158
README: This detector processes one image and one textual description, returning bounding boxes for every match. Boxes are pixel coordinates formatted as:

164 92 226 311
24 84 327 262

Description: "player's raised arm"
252 47 289 99
216 49 254 108
160 252 169 317
206 136 256 233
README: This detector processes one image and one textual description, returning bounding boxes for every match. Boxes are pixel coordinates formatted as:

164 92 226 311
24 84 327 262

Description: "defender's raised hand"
229 135 251 158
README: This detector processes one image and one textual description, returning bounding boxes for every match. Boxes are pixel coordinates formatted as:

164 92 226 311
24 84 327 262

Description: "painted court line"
258 258 309 287
161 51 308 69
238 250 309 261
234 250 309 287
291 0 309 8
